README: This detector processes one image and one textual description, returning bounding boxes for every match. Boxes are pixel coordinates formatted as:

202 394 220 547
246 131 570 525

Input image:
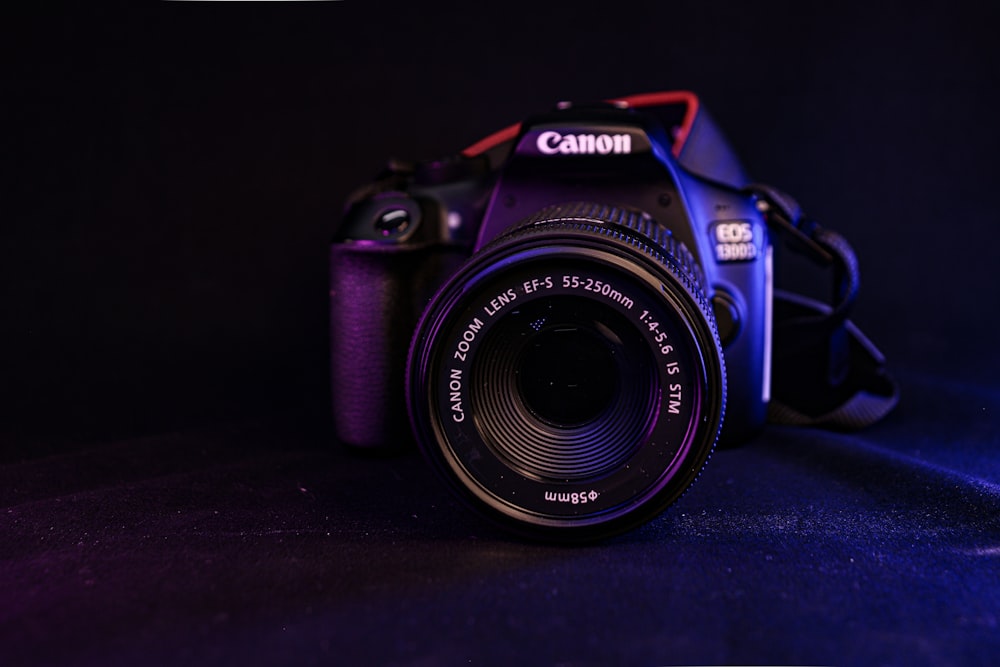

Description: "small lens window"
518 325 619 427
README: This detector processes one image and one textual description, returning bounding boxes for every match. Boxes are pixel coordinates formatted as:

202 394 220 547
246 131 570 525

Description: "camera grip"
329 244 464 449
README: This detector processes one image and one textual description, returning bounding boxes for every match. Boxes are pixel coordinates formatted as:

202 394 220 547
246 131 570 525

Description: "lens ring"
407 203 726 542
470 296 659 481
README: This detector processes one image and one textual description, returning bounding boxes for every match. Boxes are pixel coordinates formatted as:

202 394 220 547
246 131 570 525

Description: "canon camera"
330 91 864 542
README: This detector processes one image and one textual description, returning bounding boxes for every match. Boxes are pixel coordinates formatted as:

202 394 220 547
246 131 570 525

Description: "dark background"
3 3 999 666
5 1 998 441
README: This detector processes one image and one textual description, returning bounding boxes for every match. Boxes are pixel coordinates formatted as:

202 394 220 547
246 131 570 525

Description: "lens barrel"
407 203 725 542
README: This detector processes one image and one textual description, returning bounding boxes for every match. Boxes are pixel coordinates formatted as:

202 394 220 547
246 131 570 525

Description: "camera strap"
746 184 899 430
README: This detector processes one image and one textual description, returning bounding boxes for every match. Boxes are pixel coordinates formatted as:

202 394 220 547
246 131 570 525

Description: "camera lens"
407 203 725 542
471 295 658 481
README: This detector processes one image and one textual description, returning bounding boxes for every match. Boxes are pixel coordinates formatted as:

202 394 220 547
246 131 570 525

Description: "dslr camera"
331 91 867 542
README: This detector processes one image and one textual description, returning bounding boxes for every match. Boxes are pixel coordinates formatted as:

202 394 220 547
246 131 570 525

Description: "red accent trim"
461 123 522 158
460 90 700 159
610 90 700 156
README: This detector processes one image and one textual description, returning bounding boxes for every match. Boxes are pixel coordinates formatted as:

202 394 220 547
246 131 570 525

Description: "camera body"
333 93 770 445
331 92 774 540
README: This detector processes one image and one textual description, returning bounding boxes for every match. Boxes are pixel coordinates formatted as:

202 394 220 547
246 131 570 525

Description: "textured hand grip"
330 243 465 449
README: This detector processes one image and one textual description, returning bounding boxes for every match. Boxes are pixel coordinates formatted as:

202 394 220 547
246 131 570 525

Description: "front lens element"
519 323 618 428
471 295 658 481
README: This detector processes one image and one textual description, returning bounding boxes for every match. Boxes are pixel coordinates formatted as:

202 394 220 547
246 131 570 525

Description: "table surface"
3 367 998 667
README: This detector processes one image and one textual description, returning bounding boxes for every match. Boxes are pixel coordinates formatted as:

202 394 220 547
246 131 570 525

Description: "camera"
331 92 809 541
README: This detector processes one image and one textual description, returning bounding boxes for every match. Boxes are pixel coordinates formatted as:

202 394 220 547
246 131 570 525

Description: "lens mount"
407 203 726 542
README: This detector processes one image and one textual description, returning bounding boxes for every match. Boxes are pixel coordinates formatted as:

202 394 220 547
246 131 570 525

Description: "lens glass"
470 295 658 481
518 323 617 427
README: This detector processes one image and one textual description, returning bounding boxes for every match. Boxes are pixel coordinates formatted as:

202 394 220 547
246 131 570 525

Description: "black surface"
3 3 999 666
4 371 998 666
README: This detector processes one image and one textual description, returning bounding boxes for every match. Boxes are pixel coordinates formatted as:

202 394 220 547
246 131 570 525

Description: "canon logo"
536 130 632 155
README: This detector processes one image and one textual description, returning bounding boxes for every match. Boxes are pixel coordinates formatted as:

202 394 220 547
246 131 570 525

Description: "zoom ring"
509 201 709 305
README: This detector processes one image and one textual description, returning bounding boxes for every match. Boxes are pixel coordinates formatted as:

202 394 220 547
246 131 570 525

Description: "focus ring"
496 201 710 310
